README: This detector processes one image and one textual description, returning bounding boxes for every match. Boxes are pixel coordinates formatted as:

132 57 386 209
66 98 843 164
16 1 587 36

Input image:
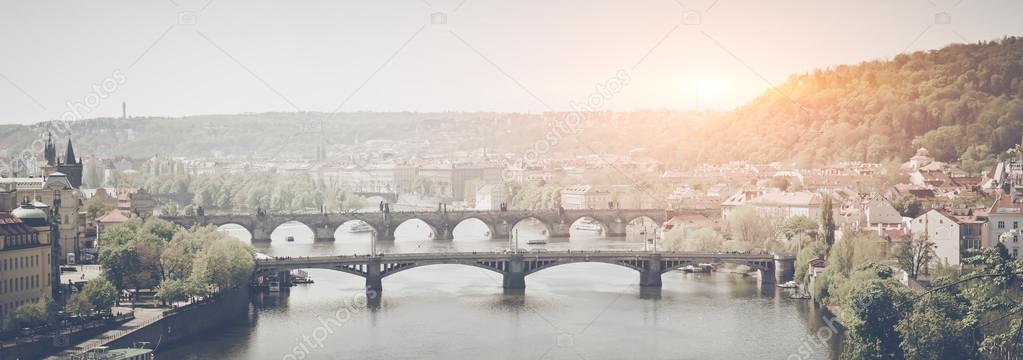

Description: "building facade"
0 208 53 320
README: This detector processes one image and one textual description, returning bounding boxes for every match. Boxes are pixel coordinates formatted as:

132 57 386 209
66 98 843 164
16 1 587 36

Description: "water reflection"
164 221 846 360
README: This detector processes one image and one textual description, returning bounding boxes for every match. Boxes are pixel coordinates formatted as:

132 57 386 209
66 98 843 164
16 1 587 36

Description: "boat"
789 293 811 300
268 280 281 292
346 222 374 233
777 281 797 289
291 270 314 284
286 236 295 242
573 219 604 233
681 264 713 273
526 239 547 245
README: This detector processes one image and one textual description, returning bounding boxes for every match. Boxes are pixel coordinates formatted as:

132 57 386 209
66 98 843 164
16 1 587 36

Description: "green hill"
675 36 1023 171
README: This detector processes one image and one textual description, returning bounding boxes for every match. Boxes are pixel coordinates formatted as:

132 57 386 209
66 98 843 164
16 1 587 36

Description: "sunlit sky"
1 0 1023 124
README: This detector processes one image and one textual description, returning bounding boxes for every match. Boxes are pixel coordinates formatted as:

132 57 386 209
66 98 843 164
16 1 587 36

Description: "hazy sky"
1 0 1022 124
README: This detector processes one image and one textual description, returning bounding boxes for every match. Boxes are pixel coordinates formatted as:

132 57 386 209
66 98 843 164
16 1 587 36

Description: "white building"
909 209 985 267
988 192 1023 258
474 184 507 211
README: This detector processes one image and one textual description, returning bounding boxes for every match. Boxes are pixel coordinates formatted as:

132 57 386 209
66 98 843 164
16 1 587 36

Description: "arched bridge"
253 251 795 291
160 208 709 242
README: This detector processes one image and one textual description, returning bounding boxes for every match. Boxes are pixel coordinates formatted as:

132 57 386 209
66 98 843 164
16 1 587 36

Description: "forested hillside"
676 36 1023 171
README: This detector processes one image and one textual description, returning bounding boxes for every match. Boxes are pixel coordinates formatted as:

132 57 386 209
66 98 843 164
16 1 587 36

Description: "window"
1015 249 1020 258
999 221 1006 229
1016 221 1020 229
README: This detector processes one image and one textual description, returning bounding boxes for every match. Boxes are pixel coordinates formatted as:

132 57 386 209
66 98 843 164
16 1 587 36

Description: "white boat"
574 219 604 233
681 264 713 273
526 239 547 245
777 281 797 289
291 270 314 284
268 280 281 292
346 222 374 233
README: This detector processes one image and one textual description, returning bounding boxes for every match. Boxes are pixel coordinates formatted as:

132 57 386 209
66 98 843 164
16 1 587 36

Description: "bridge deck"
254 251 777 268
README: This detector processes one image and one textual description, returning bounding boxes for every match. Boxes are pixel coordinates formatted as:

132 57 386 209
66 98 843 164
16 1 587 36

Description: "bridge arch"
394 218 439 241
215 222 255 243
510 216 552 239
452 217 496 240
269 220 315 243
566 216 609 237
378 261 505 279
625 215 662 227
523 257 646 276
334 219 379 238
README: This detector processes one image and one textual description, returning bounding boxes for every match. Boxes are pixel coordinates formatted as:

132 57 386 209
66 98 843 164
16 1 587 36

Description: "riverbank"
42 286 250 359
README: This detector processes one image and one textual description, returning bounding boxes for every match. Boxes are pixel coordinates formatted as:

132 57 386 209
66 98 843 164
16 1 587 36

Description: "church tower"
55 138 84 188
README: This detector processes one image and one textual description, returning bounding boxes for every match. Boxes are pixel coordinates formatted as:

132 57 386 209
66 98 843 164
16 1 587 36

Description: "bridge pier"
773 254 796 284
549 222 571 238
502 257 527 289
314 226 335 242
494 222 512 241
437 223 454 240
252 228 272 243
606 221 626 237
366 257 383 292
639 255 663 287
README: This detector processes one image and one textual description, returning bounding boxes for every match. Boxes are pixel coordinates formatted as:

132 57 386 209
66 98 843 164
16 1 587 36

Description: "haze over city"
3 0 1023 123
5 1 1023 360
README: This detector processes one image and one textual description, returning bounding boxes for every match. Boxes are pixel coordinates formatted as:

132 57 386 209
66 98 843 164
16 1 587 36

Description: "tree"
820 196 836 247
897 277 982 360
892 195 922 218
895 235 936 280
155 279 194 305
794 239 827 283
65 293 95 316
728 206 778 246
188 228 255 294
15 298 57 327
82 278 118 312
782 216 818 241
842 279 913 360
82 196 112 221
99 244 140 292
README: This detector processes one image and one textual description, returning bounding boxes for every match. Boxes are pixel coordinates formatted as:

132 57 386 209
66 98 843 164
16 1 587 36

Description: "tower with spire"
53 137 83 188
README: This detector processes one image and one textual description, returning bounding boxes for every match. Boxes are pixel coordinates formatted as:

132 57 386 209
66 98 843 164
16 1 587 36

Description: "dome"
12 203 48 227
915 147 930 157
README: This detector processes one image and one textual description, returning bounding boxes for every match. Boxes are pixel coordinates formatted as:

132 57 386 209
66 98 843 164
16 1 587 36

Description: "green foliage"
99 218 181 291
506 181 564 210
842 279 913 360
14 298 57 328
820 196 835 246
675 37 1023 166
892 195 922 218
187 228 255 294
661 226 725 251
782 216 818 241
82 278 118 312
897 277 982 360
155 279 196 304
82 196 112 221
728 206 779 246
794 239 827 283
65 293 94 316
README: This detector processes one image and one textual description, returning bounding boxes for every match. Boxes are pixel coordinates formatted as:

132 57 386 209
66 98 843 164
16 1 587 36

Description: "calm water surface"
157 221 843 359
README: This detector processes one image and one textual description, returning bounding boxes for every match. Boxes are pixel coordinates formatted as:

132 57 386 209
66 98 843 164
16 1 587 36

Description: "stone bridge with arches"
253 251 796 291
160 208 706 242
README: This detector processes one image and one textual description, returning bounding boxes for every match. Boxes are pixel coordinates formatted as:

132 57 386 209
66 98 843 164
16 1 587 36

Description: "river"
157 220 843 359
